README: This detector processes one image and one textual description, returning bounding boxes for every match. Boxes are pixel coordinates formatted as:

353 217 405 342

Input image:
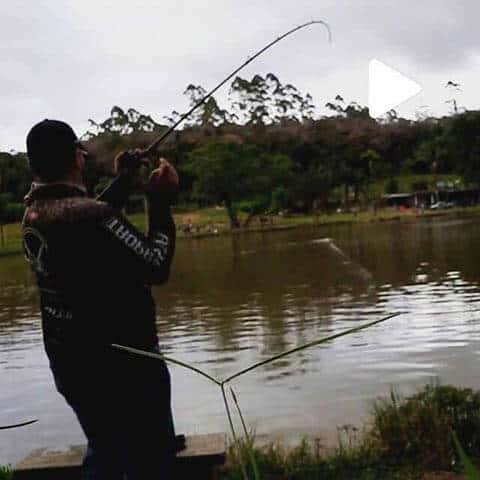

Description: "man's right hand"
114 149 148 176
146 158 179 195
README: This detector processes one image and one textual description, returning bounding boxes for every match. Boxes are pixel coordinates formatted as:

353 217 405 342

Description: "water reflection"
2 216 480 464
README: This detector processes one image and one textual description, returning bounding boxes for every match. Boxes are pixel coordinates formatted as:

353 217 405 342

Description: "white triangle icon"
368 59 422 117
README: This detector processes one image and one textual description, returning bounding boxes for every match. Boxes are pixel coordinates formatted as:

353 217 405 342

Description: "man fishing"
15 21 330 479
22 119 180 479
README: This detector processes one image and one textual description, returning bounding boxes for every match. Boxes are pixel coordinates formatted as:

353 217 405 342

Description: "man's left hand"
146 158 179 195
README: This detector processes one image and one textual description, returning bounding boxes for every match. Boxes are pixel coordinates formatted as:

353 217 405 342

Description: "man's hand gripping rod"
127 20 331 168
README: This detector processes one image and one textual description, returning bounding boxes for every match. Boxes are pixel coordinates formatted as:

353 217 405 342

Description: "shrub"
369 384 480 470
219 384 480 479
0 193 24 224
4 203 24 223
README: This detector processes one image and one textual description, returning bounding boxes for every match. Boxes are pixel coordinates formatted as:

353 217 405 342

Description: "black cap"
26 119 82 181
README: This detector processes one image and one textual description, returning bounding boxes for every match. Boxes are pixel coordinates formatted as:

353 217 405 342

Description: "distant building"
380 193 416 208
414 191 438 208
378 188 480 209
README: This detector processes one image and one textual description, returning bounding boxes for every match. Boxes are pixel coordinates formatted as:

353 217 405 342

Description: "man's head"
26 119 88 183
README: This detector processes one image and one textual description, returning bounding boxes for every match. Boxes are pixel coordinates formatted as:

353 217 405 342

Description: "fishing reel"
114 149 178 194
114 149 152 176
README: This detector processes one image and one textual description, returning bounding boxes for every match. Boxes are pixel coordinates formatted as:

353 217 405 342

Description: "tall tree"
441 111 480 184
229 73 315 124
0 151 30 202
181 85 230 127
84 106 164 138
185 141 293 228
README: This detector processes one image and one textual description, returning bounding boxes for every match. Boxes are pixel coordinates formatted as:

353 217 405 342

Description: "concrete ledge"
14 433 226 479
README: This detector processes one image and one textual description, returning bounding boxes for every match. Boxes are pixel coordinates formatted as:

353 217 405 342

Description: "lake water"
2 215 480 465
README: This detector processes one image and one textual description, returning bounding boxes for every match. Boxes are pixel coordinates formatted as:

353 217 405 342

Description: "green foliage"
359 149 387 197
236 198 268 216
220 438 410 480
271 185 290 212
85 106 164 138
0 151 30 202
291 165 334 211
325 95 370 119
186 141 253 202
230 73 314 125
452 431 480 480
385 178 399 194
370 384 480 470
3 203 23 223
182 85 231 127
408 140 437 174
441 111 480 184
4 76 480 224
0 193 23 225
185 141 293 227
0 193 12 209
0 466 12 480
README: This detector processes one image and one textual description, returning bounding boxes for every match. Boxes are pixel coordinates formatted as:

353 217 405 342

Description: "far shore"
1 204 480 258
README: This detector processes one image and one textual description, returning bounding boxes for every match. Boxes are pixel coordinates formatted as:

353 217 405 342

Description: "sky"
1 0 479 151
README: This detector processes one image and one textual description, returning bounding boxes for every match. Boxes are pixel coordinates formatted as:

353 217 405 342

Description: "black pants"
54 354 176 480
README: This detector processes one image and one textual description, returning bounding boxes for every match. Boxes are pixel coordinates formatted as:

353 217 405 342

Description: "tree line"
0 73 477 229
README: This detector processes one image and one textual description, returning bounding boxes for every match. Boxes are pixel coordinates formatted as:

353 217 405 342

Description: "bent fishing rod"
132 20 331 164
0 419 38 430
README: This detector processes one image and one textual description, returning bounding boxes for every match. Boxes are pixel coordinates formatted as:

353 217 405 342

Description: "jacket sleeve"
97 195 176 285
96 175 133 210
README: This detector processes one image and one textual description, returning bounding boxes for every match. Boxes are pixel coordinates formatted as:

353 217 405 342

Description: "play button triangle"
368 59 422 118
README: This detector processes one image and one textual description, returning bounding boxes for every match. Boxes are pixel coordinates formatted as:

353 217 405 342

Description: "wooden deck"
14 433 226 479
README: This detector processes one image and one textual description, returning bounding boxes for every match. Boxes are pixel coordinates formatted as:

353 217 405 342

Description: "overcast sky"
1 0 479 151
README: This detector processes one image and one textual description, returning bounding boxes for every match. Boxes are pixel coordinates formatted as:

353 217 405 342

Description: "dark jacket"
22 175 176 387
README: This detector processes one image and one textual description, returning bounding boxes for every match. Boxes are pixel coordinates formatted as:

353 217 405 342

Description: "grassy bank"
2 203 480 258
2 384 476 479
219 384 477 480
